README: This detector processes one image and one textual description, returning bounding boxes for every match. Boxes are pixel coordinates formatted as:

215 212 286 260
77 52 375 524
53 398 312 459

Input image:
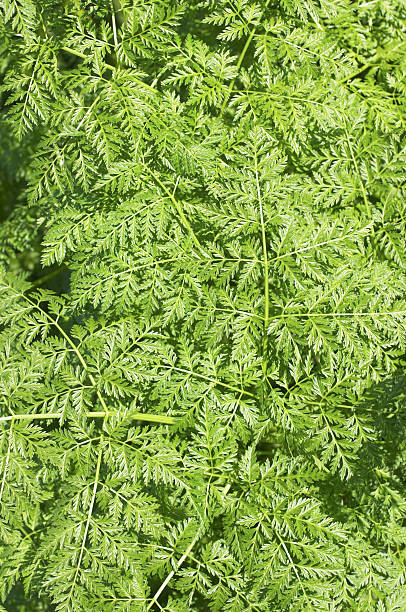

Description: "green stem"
111 3 118 47
220 0 270 116
3 282 110 417
344 126 373 234
112 0 125 26
0 412 175 425
339 62 378 84
67 436 104 606
61 46 157 92
31 266 66 288
338 39 406 84
268 310 406 321
165 365 255 397
146 527 203 611
143 165 209 258
255 153 269 375
0 422 12 502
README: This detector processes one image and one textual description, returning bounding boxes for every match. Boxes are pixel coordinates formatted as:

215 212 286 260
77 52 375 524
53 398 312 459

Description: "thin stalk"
146 528 203 611
344 126 374 236
142 164 209 259
3 282 110 416
338 39 406 84
220 0 271 116
0 422 12 502
268 310 406 321
111 6 118 48
61 46 157 93
165 365 255 398
66 436 104 606
254 152 269 375
31 266 66 288
0 412 175 425
339 62 378 84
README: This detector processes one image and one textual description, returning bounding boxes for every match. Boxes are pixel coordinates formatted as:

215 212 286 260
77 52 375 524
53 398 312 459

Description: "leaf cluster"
1 0 406 610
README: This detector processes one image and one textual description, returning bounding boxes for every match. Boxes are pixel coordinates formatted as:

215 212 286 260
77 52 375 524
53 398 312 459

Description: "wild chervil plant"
0 0 406 610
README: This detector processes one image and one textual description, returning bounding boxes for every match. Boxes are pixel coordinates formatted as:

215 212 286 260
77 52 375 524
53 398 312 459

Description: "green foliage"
1 0 406 609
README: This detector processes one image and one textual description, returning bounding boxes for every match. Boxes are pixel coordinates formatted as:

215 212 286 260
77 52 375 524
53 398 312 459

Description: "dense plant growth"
1 0 406 610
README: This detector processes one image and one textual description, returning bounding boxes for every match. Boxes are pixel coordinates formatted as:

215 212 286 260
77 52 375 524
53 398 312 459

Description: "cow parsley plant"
1 1 406 610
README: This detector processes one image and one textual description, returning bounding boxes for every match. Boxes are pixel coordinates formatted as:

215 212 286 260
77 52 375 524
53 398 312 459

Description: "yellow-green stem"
0 412 175 425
